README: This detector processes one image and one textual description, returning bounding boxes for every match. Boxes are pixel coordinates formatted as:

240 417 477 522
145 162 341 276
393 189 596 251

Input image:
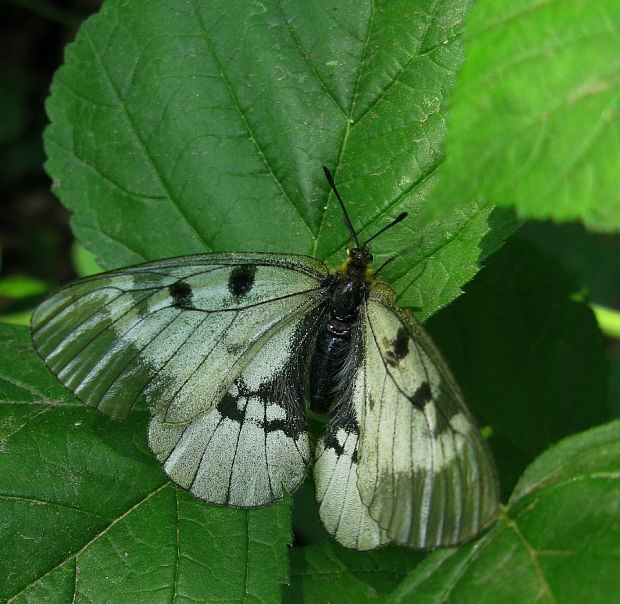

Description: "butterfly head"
340 245 374 280
322 165 408 280
347 246 373 267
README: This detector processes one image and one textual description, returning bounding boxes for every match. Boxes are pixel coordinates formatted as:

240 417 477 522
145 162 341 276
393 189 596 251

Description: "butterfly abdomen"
310 275 368 414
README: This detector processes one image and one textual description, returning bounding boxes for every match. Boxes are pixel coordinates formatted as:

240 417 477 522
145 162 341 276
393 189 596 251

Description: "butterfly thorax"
328 276 367 325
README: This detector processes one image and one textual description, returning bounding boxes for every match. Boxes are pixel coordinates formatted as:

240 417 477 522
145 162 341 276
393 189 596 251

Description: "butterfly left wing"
149 298 327 507
315 292 498 550
31 252 329 507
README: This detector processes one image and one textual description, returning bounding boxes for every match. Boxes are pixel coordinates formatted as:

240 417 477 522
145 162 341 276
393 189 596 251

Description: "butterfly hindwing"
315 292 498 550
314 324 389 550
149 302 326 507
31 252 329 507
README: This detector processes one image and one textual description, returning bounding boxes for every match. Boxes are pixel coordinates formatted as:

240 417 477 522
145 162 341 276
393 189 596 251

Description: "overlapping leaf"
424 0 620 233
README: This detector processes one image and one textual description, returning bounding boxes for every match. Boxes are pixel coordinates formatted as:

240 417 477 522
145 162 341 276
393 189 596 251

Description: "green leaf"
287 542 424 601
591 304 620 341
427 237 609 494
0 276 47 299
0 277 48 326
0 324 291 602
521 221 620 308
71 242 102 278
389 420 620 603
610 354 620 419
423 0 620 233
43 0 518 321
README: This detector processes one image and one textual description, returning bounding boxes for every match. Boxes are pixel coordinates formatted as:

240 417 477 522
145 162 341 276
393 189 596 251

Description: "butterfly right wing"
315 293 498 550
31 252 329 506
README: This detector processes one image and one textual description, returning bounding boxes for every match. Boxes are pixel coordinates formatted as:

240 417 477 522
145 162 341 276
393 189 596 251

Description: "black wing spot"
169 281 195 309
323 431 345 456
216 380 302 439
217 391 245 423
228 265 257 299
323 429 359 463
322 409 359 456
264 417 298 439
386 326 409 367
408 381 432 407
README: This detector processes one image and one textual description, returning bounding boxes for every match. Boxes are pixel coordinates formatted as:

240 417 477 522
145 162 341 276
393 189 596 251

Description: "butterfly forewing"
31 252 330 507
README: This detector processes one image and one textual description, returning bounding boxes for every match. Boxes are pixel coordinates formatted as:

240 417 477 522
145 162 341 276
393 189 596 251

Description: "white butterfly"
31 168 498 550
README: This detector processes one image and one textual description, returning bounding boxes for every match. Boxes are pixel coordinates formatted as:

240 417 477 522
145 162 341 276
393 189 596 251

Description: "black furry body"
310 273 369 414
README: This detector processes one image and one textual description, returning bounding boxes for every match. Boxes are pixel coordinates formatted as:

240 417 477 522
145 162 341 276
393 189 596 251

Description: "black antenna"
362 211 408 249
322 166 360 248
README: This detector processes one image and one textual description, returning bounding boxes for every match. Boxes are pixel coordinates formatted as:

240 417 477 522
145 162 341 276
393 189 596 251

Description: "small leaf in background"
0 276 47 299
423 0 620 233
0 276 48 325
389 420 620 604
70 242 102 278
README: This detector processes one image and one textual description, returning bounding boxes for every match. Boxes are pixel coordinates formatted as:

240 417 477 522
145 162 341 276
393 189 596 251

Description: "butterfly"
31 167 498 551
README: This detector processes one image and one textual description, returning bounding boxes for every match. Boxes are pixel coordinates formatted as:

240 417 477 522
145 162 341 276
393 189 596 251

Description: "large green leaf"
389 420 620 604
424 0 620 233
0 324 290 602
43 0 517 320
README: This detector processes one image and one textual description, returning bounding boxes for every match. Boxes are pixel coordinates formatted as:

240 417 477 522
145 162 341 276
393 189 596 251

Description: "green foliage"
0 325 290 602
428 238 609 493
70 242 102 278
43 0 518 320
2 0 618 602
390 420 620 603
0 276 47 325
423 0 620 232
